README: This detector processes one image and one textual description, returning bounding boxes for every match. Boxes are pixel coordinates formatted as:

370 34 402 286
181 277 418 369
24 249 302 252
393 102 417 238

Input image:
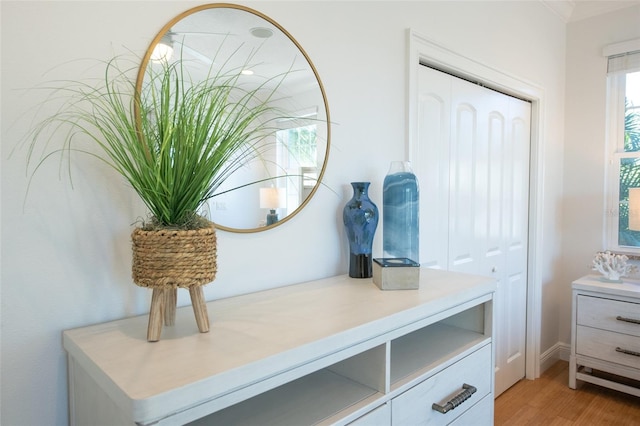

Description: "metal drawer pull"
616 315 640 325
432 383 477 414
616 347 640 357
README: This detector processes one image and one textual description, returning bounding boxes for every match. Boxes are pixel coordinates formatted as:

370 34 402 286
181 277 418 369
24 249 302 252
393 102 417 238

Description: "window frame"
274 114 319 213
605 71 640 253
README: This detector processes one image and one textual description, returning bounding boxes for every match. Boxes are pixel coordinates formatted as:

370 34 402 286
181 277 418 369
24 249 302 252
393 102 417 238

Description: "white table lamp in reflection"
260 187 286 225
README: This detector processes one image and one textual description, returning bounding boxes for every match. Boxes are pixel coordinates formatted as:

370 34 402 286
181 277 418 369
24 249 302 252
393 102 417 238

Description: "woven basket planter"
131 222 217 288
131 220 217 341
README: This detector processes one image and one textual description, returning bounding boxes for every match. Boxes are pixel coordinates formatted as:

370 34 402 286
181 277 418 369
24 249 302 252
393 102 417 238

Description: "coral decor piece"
591 251 637 282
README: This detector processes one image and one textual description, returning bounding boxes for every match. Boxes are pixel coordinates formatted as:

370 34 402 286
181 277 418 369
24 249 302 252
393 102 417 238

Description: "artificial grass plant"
25 53 289 229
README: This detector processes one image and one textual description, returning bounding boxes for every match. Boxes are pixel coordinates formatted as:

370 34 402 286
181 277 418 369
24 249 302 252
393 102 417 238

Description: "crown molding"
540 0 576 22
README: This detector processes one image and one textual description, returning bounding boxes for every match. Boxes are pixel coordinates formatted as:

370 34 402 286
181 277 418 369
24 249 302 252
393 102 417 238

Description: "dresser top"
573 274 640 299
64 268 495 423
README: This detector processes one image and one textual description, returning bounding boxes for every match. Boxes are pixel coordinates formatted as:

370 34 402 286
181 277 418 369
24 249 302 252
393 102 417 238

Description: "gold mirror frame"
136 3 330 233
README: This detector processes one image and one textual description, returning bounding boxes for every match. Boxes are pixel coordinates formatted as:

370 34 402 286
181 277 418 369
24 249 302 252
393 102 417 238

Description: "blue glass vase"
383 161 419 263
343 182 379 278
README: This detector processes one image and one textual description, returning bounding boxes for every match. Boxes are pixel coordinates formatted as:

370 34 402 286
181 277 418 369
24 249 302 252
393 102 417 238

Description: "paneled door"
413 65 531 396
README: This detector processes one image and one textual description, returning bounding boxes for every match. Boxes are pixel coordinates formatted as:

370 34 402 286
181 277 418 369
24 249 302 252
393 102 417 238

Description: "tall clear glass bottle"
383 161 419 263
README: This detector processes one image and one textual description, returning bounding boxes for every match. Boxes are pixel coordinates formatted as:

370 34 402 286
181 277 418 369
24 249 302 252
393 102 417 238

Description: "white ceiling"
541 0 640 22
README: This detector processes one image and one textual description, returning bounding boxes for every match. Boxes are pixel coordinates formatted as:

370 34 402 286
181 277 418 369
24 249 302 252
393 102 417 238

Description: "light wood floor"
495 361 640 425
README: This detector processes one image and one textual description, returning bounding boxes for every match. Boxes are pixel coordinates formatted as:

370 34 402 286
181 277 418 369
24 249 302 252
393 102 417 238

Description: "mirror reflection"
138 4 329 232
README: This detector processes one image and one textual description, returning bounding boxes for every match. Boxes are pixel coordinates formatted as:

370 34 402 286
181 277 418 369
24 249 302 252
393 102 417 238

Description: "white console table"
64 268 496 425
569 275 640 397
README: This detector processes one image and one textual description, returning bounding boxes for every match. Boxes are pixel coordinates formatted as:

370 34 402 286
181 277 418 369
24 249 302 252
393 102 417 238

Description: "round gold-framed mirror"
136 3 330 232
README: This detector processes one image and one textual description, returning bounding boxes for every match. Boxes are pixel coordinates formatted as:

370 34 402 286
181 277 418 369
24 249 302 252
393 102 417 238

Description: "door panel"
414 65 530 397
414 69 451 270
495 98 531 395
449 102 479 274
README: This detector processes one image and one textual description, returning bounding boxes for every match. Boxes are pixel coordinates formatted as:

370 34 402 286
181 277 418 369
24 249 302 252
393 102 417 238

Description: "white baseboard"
539 342 570 373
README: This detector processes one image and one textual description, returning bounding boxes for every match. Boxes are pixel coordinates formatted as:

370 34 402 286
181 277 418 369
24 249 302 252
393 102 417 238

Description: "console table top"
64 268 495 421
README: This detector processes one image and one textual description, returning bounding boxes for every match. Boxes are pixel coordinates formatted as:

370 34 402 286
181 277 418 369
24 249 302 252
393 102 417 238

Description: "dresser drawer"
391 344 491 425
577 295 640 337
576 325 640 369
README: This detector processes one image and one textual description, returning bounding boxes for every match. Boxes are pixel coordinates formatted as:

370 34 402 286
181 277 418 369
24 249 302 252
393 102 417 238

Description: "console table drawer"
577 325 640 369
449 394 493 426
391 344 491 425
577 295 640 337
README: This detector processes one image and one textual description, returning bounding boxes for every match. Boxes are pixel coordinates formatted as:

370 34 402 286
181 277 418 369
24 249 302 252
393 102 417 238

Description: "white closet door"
414 65 530 397
414 68 451 270
494 97 530 397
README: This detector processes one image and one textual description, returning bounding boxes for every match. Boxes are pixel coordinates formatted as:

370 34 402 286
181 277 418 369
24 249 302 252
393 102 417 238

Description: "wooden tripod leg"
147 288 165 342
189 286 210 333
164 288 177 326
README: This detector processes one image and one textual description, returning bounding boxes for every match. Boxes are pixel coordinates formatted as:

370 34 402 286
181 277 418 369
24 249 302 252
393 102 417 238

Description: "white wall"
1 2 566 424
561 6 640 346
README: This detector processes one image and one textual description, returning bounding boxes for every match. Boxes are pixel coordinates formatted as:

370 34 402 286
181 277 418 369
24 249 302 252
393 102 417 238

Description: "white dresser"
64 268 496 425
569 275 640 397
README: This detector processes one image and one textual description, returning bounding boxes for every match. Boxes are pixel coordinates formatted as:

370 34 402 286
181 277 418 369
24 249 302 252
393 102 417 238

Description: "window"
276 122 318 211
276 124 318 170
605 41 640 252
